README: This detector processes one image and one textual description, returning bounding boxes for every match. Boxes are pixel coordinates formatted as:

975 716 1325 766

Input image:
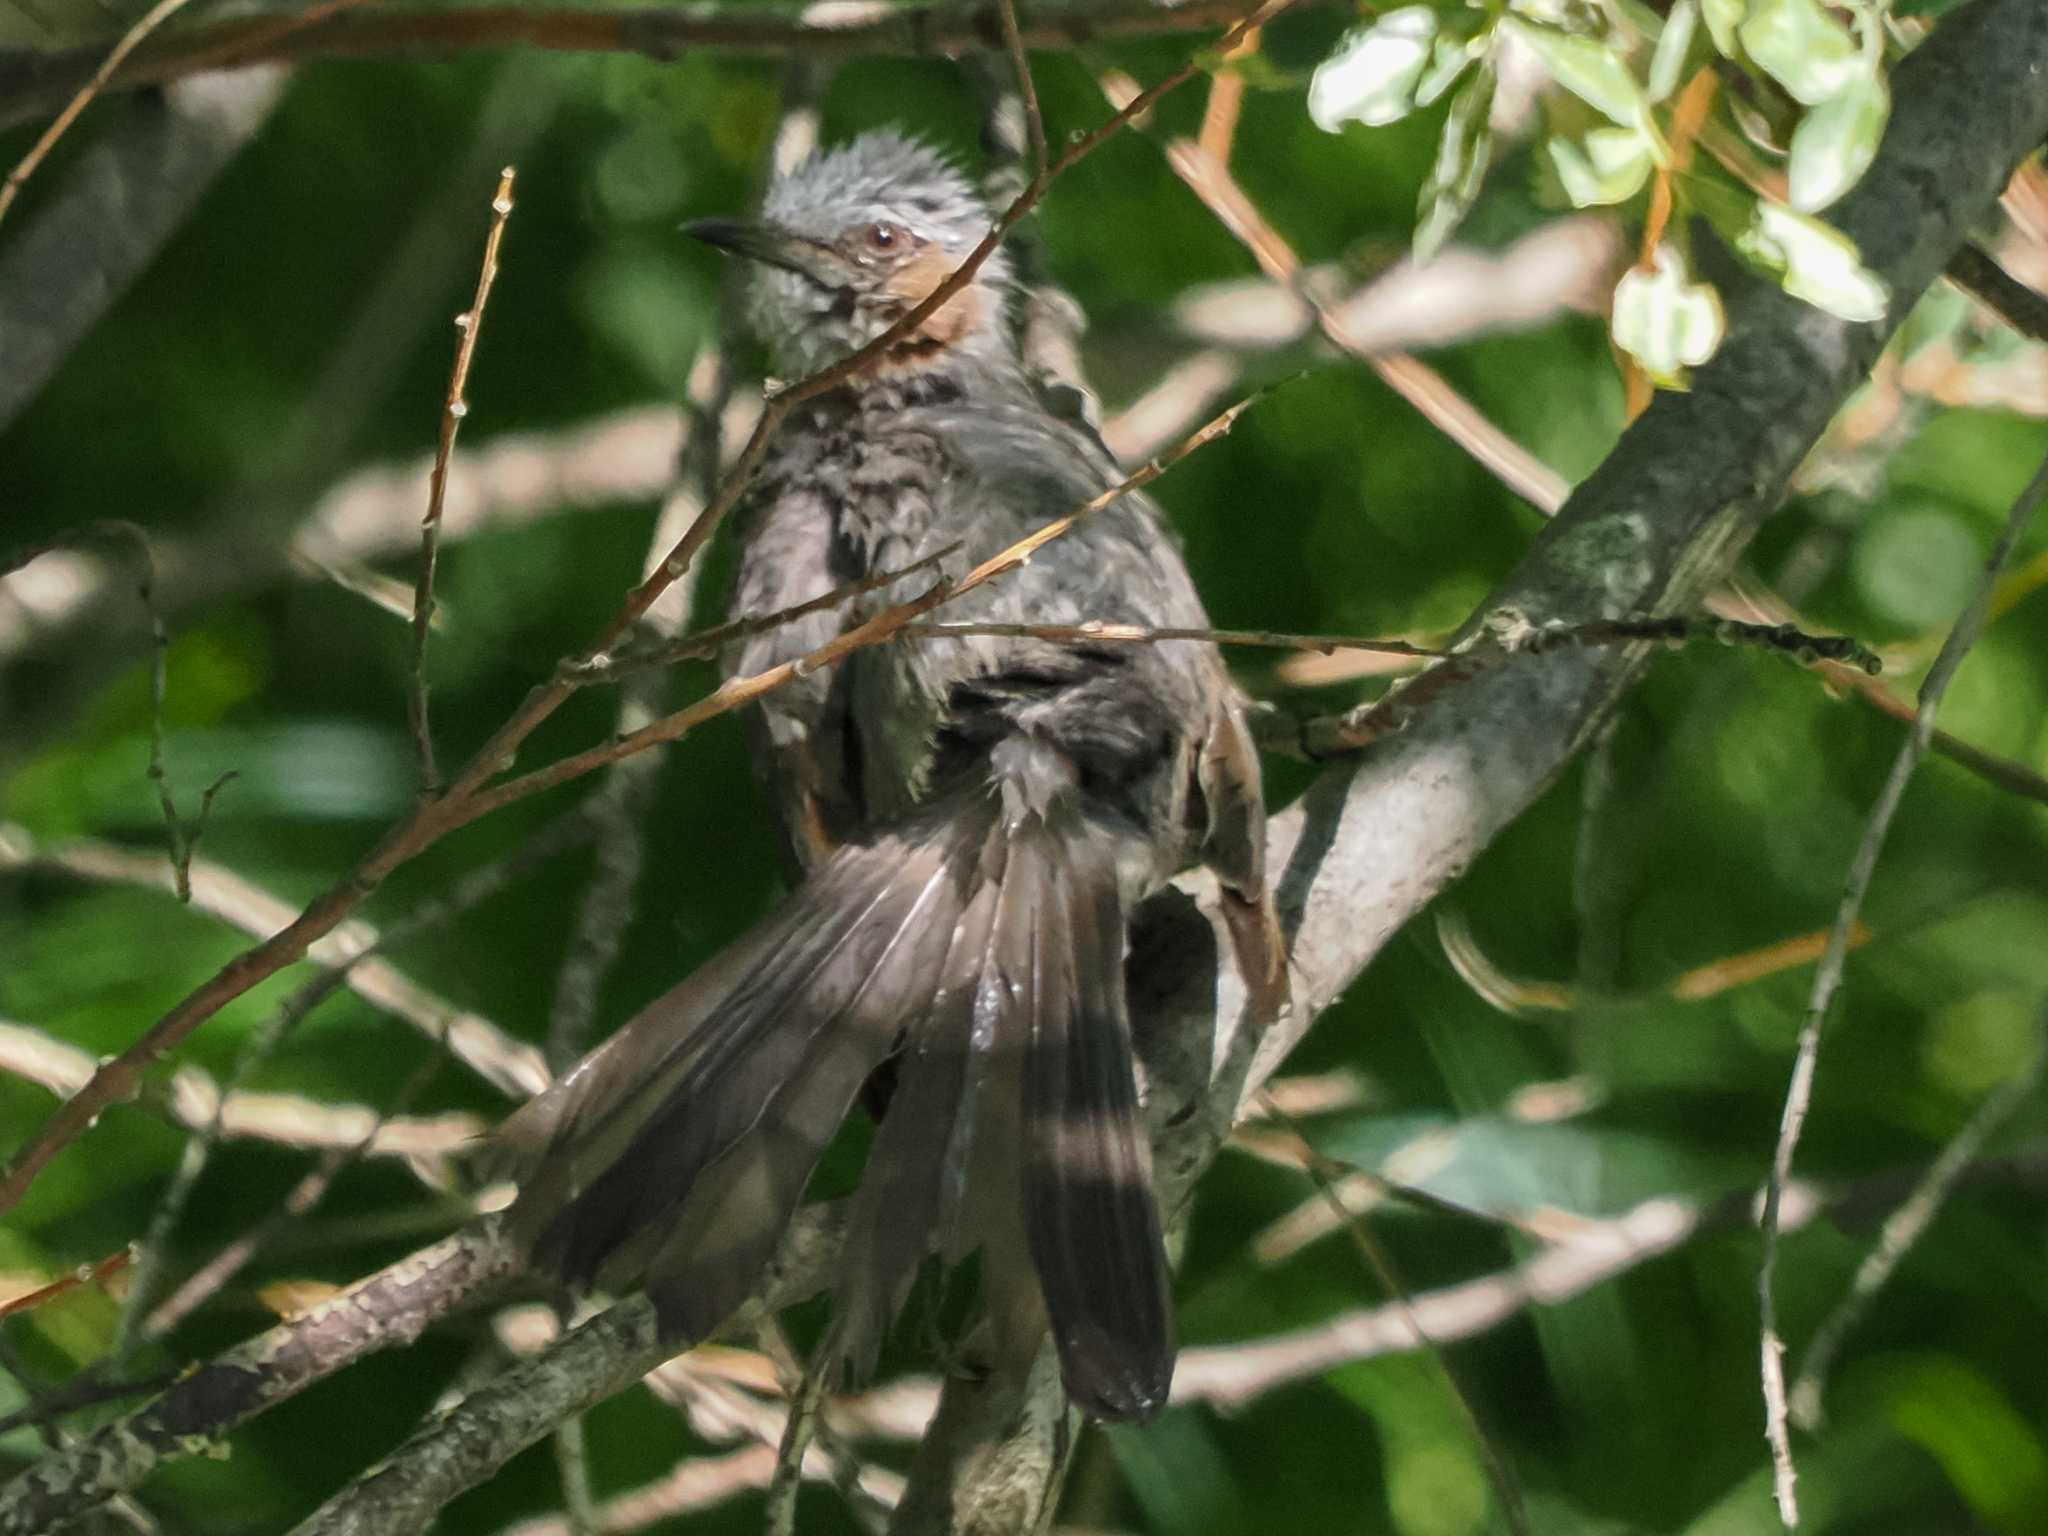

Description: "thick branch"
0 1225 518 1536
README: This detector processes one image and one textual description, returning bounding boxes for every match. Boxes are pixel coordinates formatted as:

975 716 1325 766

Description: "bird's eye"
866 222 904 252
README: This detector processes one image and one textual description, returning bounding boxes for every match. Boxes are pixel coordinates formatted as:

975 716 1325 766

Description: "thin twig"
0 1019 482 1157
411 166 518 792
1788 1016 2047 1430
902 617 1436 658
4 523 233 901
1196 21 1259 166
456 388 1271 826
1946 241 2048 344
562 546 961 686
0 0 1311 133
0 824 548 1096
120 521 234 902
0 0 199 228
0 0 1292 1221
142 1050 447 1341
551 1414 597 1536
1757 446 2048 1528
1099 68 1571 516
994 0 1047 177
763 1354 830 1536
1176 1151 2048 1410
1257 1098 1532 1536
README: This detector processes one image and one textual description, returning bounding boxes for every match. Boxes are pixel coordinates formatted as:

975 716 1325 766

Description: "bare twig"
562 546 960 686
0 1223 523 1536
1258 1100 1531 1536
1196 20 1259 166
0 1019 483 1158
902 617 1437 659
1789 1017 2047 1430
142 1050 448 1342
0 0 1310 132
124 522 232 903
1099 68 1572 516
496 1445 895 1536
763 1356 829 1536
550 1415 596 1536
1757 446 2048 1527
1173 1157 2048 1411
0 824 548 1097
994 0 1047 178
0 0 200 228
1946 241 2048 344
411 166 517 792
2 523 232 900
456 388 1269 826
0 0 1290 1220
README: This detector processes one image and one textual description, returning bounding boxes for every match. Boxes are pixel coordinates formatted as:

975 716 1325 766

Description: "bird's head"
686 130 1015 380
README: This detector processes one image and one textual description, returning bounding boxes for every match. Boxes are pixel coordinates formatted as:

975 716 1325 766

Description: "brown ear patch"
882 246 989 353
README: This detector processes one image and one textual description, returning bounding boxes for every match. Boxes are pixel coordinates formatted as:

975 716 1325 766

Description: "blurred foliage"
3 2 2048 1533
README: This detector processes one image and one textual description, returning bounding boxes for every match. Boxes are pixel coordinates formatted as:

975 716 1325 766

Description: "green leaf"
1308 6 1441 131
1739 0 1863 105
1502 16 1651 129
1414 31 1481 110
1611 246 1727 384
1548 124 1657 207
1414 62 1498 260
1701 0 1748 55
1648 0 1700 102
1787 68 1889 211
1873 1355 2048 1534
1738 200 1889 321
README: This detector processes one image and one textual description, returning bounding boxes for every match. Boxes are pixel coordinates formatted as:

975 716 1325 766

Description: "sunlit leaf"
1738 200 1889 320
1739 0 1863 105
1648 0 1700 102
1309 6 1441 131
1414 30 1482 110
1502 16 1651 129
1701 0 1748 55
1548 124 1657 207
1414 62 1498 260
1612 245 1727 384
1788 68 1890 211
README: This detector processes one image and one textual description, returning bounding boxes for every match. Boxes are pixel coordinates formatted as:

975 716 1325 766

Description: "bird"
499 129 1280 1422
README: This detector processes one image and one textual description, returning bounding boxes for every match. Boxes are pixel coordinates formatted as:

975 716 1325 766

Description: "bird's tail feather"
503 777 1175 1419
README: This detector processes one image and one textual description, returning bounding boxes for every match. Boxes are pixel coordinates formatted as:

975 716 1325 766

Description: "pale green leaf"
1787 68 1889 211
1502 16 1650 128
1738 201 1888 321
1701 0 1748 55
1548 124 1657 207
1415 62 1498 260
1739 0 1862 105
1611 245 1727 383
1648 0 1700 102
1309 6 1441 131
1414 32 1480 110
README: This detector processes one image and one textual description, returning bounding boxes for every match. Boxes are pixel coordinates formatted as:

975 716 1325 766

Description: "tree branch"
0 0 1320 133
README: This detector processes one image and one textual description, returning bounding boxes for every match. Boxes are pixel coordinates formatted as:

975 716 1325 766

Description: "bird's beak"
681 218 838 285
